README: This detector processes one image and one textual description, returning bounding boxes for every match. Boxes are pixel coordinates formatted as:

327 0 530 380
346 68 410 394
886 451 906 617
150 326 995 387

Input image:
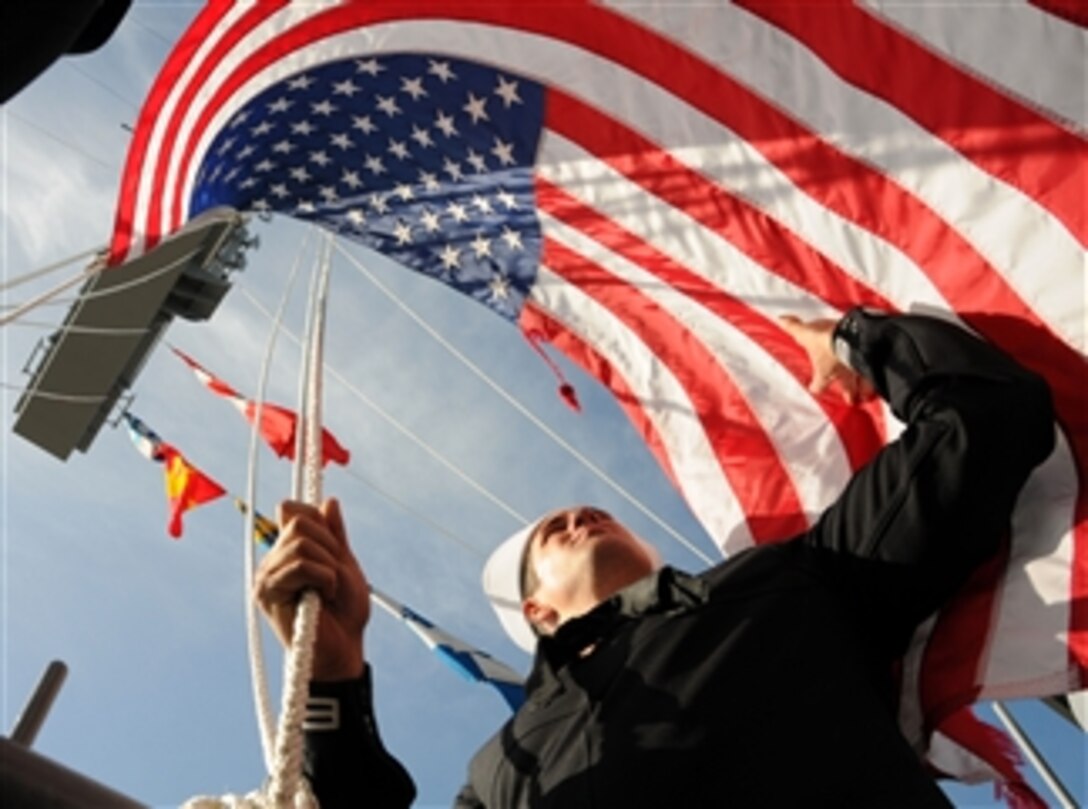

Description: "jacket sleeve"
800 308 1055 657
304 667 416 809
452 781 486 808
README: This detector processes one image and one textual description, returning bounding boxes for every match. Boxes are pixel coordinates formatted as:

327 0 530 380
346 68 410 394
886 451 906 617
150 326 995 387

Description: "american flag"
108 1 1085 796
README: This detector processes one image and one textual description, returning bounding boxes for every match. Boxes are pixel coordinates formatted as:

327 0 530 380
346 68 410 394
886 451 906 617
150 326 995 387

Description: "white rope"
0 246 199 327
267 230 335 809
244 229 314 770
184 238 328 809
0 245 104 292
332 242 711 564
0 266 97 327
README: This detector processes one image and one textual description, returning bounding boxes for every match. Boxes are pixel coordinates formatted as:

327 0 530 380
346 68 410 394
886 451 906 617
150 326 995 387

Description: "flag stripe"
148 2 288 252
859 1 1087 128
537 181 873 495
519 302 683 497
613 3 1086 355
165 3 320 234
736 0 1087 246
525 271 754 550
543 236 809 544
544 90 896 315
541 210 858 527
535 177 883 480
110 0 234 262
1027 0 1088 28
983 440 1080 687
537 134 842 322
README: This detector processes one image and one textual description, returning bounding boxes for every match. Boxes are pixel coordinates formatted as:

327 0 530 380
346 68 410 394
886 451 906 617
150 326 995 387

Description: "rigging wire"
340 465 485 560
64 62 142 113
333 241 713 565
236 284 531 526
0 245 104 293
0 382 107 404
5 108 119 172
0 245 200 327
0 266 100 327
2 319 149 337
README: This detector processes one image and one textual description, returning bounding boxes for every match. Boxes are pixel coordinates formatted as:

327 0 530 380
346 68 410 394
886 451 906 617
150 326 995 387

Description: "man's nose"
570 507 599 530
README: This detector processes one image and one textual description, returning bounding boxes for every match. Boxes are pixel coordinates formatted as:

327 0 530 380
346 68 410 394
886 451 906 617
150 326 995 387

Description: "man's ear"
523 597 559 636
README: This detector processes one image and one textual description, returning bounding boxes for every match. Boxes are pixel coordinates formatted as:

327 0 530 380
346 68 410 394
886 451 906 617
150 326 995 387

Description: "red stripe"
737 0 1087 246
107 0 233 264
545 90 895 315
1072 501 1088 673
542 237 808 543
145 1 287 251
518 302 683 495
536 177 886 474
1028 0 1088 29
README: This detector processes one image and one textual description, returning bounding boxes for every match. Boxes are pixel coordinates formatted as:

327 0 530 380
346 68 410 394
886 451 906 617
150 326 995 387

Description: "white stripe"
528 266 754 552
981 431 1079 689
608 3 1086 354
130 1 255 256
540 130 952 321
541 210 854 521
164 4 333 238
538 133 838 324
862 0 1088 131
927 732 1004 785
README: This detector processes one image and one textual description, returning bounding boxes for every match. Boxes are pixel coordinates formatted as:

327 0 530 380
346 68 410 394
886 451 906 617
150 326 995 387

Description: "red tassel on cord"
523 329 581 412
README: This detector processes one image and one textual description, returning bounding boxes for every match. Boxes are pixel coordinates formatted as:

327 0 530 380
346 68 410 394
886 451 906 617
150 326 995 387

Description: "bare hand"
255 497 369 681
780 315 874 404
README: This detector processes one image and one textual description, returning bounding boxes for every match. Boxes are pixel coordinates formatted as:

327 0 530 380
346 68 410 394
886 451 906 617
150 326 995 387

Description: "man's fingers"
257 553 339 606
279 510 342 559
321 497 349 552
277 499 323 528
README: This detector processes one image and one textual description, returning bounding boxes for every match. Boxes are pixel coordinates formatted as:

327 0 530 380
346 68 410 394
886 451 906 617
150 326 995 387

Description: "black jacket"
305 310 1055 808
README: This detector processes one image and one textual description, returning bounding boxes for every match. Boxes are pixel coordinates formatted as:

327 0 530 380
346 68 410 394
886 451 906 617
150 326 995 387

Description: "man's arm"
784 309 1055 657
255 498 416 809
303 669 416 809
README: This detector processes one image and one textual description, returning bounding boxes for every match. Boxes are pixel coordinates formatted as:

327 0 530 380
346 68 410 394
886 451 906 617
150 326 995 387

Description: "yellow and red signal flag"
122 412 226 538
170 347 350 467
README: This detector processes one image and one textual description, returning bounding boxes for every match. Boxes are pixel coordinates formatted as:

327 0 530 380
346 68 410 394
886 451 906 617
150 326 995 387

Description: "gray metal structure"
12 206 254 460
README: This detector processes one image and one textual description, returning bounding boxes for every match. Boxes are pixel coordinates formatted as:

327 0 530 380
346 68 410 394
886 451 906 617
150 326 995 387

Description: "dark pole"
10 660 68 747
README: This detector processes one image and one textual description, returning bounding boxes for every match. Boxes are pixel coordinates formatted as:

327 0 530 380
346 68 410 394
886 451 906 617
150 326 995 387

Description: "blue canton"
192 55 545 320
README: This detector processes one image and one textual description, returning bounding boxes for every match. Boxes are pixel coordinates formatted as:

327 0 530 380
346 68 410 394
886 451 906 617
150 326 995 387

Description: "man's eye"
538 516 566 546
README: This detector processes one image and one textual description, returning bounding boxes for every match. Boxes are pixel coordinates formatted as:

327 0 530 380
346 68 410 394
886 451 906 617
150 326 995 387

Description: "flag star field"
193 55 544 320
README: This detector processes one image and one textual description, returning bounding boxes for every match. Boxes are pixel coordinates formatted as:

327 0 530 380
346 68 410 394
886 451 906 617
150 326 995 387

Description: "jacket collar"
524 566 708 701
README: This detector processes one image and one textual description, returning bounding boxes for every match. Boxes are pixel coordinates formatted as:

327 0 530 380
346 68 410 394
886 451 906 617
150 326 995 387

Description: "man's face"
521 506 657 634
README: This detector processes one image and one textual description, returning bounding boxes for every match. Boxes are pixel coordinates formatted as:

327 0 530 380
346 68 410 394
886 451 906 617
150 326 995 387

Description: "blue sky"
1 3 1083 807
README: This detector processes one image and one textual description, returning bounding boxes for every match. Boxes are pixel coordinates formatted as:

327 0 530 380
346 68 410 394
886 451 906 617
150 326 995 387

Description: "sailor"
257 308 1054 808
